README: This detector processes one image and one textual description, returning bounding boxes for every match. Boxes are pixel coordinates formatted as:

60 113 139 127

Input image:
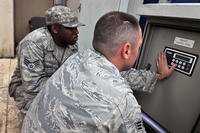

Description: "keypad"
164 47 198 76
171 59 188 70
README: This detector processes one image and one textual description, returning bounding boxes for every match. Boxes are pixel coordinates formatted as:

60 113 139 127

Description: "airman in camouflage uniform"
8 6 84 117
22 11 175 132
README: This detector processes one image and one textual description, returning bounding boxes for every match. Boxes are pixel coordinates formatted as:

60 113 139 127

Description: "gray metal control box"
135 17 200 133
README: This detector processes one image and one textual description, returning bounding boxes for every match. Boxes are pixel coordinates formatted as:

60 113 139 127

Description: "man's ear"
51 25 59 34
121 42 131 59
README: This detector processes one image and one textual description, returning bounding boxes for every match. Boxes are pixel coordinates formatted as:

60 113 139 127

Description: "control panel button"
183 62 186 66
185 68 190 72
187 64 191 67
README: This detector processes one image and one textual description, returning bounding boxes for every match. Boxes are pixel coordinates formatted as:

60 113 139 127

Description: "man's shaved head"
93 11 140 57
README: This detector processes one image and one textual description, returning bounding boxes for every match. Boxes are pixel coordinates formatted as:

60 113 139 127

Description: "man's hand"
156 52 176 80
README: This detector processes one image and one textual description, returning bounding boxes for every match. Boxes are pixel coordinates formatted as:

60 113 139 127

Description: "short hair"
93 11 140 57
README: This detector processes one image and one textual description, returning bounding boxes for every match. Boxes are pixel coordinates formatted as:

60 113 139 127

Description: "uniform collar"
45 29 54 52
84 49 121 77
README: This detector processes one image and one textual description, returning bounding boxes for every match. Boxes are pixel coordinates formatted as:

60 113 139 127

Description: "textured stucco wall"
0 0 14 57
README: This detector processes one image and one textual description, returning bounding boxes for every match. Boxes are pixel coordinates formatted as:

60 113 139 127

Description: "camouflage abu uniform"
22 49 156 133
8 6 84 115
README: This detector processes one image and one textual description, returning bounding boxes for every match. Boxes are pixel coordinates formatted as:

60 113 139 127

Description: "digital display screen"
175 54 190 62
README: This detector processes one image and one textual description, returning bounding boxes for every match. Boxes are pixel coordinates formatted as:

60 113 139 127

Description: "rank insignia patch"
24 58 40 70
134 119 144 132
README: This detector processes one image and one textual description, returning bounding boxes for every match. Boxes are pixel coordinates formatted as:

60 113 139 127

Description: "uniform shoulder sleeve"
121 68 157 92
19 40 48 93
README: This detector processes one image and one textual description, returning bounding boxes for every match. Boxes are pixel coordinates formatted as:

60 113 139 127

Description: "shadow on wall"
28 17 46 32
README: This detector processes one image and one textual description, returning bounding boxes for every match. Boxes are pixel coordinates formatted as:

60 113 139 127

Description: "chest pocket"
44 52 59 76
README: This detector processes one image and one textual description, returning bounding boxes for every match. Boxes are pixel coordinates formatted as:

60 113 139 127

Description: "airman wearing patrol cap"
9 5 84 119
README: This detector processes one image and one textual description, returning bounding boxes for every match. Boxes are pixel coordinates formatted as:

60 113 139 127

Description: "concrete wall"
14 0 53 44
67 0 81 12
0 0 14 57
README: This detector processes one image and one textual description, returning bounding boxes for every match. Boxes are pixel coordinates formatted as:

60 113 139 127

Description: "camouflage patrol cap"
45 6 85 28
